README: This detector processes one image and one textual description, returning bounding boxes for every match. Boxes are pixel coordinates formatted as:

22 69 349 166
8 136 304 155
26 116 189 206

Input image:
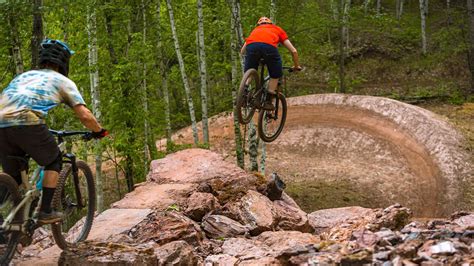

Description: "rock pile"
15 149 474 265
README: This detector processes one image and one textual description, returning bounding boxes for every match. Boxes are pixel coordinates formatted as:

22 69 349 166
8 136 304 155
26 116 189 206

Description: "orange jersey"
245 24 288 48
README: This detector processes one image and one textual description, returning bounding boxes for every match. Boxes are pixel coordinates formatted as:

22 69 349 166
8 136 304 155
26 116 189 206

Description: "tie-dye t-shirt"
0 69 86 128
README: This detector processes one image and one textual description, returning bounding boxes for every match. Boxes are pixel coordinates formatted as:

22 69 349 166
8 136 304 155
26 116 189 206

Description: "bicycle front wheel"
51 160 96 249
258 92 287 142
235 69 260 124
0 173 22 265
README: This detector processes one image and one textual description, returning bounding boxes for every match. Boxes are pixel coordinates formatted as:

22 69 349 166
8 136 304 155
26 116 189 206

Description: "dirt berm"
159 94 473 217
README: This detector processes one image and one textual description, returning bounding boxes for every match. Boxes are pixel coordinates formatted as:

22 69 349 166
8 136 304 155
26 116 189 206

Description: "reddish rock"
130 211 204 246
154 240 201 265
273 199 313 233
223 190 276 235
452 213 474 230
369 204 412 230
221 238 271 260
111 183 195 210
255 231 320 256
204 254 239 265
58 241 156 265
239 257 282 265
308 206 375 234
185 192 221 221
201 215 248 239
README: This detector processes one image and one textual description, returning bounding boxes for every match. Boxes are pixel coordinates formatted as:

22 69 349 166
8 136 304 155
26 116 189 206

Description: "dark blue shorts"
244 42 282 78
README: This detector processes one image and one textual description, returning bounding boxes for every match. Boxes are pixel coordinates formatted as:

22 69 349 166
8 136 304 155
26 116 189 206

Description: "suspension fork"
63 153 84 208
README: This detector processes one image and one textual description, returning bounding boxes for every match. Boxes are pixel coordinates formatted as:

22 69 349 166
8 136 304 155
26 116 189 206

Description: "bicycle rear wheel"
235 69 260 124
51 160 96 249
257 92 287 142
0 173 22 265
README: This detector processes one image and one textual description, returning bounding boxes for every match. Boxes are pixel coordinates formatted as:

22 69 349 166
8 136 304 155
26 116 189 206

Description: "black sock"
40 187 55 213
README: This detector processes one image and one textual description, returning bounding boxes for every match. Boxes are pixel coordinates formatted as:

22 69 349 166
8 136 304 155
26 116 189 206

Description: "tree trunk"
419 0 428 55
230 0 259 169
270 0 277 23
8 3 24 75
399 0 404 20
248 121 259 171
197 0 209 144
156 0 172 146
364 0 371 13
343 0 351 49
230 13 245 169
31 0 43 70
87 6 103 212
339 0 346 93
141 0 150 173
62 2 69 42
166 0 199 145
446 0 451 26
468 0 474 94
376 0 381 15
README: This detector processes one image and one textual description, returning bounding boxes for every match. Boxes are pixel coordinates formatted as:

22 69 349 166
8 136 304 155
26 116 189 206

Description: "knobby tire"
258 92 287 142
0 173 22 265
236 69 260 124
51 160 95 249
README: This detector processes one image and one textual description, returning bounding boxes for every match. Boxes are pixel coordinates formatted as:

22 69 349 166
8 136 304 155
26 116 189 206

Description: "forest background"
0 0 473 212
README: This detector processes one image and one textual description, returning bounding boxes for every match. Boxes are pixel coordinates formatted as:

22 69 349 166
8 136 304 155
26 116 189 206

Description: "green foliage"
0 0 472 205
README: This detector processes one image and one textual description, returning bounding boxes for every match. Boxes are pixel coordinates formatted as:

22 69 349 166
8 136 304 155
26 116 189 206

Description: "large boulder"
185 192 221 222
201 215 248 239
129 211 204 246
308 206 375 234
222 190 276 235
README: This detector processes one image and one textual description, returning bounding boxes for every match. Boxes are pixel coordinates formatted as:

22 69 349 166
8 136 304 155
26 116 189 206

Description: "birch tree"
376 0 381 15
8 3 24 75
156 0 172 146
229 0 259 171
419 0 428 55
270 0 277 23
338 0 346 93
87 5 103 212
230 12 245 169
343 0 351 49
31 0 43 69
197 0 209 144
364 0 371 13
468 0 474 94
166 0 199 145
396 0 404 20
141 0 150 172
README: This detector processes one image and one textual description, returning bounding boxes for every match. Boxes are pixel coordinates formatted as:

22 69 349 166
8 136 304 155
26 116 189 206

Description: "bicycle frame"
1 138 71 233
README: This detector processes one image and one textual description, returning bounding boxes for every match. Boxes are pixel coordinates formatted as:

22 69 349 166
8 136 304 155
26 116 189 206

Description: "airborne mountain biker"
0 39 108 224
240 17 302 110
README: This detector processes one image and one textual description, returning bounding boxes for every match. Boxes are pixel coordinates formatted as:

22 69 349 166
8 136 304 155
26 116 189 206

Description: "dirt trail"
159 94 473 217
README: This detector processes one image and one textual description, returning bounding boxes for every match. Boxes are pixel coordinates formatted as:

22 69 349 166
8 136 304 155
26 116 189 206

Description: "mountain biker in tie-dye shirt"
0 39 107 225
0 69 85 127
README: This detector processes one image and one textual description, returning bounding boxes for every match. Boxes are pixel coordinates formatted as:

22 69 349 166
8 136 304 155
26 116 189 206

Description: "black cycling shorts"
0 124 61 184
244 42 283 79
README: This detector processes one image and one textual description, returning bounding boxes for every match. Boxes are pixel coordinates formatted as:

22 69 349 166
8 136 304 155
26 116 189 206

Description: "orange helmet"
257 17 273 25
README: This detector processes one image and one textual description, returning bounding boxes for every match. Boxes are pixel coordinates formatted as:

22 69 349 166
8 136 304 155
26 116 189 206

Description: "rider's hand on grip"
84 129 109 140
292 65 303 72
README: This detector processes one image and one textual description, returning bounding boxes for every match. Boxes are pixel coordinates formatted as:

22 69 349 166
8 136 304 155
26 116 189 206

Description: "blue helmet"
39 39 74 77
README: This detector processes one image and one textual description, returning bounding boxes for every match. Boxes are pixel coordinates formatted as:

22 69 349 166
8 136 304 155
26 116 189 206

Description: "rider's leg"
37 154 62 224
11 125 63 223
268 78 279 94
243 43 261 85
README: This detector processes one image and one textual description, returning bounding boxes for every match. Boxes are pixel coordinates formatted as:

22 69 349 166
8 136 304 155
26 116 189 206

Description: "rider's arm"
240 43 247 55
73 105 102 132
282 39 301 70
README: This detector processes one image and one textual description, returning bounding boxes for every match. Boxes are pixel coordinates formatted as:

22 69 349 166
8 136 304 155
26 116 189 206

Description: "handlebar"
282 66 303 73
49 130 95 141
